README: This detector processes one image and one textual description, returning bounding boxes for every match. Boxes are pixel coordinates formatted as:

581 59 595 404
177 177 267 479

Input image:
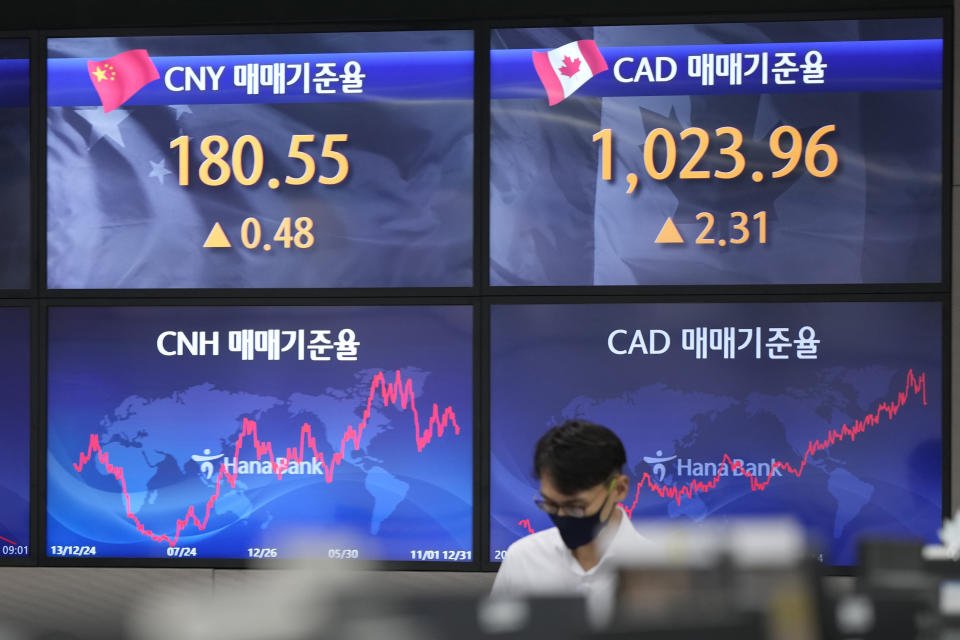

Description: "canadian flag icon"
532 39 608 106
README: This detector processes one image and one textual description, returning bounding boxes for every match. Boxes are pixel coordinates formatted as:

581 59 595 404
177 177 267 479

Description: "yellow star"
92 66 108 82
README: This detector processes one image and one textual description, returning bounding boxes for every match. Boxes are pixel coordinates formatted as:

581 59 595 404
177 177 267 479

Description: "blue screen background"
490 19 943 286
47 305 473 561
0 40 29 290
0 308 30 556
47 32 473 289
490 302 942 566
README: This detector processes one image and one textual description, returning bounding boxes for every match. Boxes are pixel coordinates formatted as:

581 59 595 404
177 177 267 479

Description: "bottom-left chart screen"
46 305 474 563
0 307 30 559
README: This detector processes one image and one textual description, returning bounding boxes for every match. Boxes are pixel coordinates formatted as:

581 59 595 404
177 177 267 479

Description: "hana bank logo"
191 448 225 480
532 40 608 106
642 450 677 483
192 448 326 478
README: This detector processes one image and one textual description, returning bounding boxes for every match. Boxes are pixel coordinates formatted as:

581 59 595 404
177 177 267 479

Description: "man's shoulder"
609 515 662 561
493 527 569 595
503 527 563 561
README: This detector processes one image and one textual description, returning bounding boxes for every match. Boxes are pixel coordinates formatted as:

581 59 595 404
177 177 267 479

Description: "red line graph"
518 369 927 535
72 369 461 547
0 535 17 546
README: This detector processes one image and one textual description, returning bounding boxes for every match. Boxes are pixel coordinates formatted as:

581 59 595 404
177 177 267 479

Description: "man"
492 419 652 625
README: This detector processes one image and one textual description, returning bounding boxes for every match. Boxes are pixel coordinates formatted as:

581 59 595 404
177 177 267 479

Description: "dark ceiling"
2 0 951 31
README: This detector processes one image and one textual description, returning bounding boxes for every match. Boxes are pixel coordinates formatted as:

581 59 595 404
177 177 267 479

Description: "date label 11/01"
410 549 472 561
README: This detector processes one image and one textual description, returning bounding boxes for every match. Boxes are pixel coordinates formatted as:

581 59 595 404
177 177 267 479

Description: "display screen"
47 31 473 289
489 302 942 566
490 19 943 286
0 308 31 558
0 40 30 290
47 306 473 562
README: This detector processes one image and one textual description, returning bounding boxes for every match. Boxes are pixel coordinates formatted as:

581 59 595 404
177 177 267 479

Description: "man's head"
533 419 629 526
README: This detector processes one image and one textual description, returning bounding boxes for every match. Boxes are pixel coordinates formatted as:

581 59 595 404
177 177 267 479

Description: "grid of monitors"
483 14 948 571
0 10 947 569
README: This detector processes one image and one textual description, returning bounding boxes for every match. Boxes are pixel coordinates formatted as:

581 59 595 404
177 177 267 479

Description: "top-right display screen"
490 18 944 286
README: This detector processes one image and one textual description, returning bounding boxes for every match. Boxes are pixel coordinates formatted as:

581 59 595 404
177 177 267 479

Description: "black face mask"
548 510 607 550
547 483 615 550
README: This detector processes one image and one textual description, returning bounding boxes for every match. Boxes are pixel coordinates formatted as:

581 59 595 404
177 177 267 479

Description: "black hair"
533 419 627 495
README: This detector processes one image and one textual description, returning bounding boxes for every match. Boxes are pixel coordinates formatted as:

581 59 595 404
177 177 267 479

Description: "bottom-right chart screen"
489 302 942 566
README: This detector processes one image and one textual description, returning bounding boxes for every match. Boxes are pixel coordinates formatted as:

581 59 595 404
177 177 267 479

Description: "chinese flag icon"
87 49 160 113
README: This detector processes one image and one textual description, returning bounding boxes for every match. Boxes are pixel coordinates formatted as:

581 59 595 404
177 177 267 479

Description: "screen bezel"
480 291 951 576
40 24 481 296
0 302 39 567
0 35 36 297
483 10 952 293
40 297 482 570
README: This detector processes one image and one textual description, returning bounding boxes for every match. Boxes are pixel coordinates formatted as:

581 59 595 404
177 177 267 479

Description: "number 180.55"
170 134 349 189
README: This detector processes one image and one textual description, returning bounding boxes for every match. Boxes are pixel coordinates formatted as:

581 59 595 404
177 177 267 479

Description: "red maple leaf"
558 55 582 78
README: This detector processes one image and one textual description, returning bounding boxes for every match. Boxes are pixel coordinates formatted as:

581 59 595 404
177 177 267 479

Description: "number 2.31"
695 211 767 245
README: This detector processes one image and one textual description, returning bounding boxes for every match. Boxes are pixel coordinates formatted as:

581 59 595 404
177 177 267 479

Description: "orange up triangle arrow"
203 222 231 248
654 218 685 244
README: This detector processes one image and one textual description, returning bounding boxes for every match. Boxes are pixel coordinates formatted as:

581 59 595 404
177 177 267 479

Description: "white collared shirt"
490 507 653 626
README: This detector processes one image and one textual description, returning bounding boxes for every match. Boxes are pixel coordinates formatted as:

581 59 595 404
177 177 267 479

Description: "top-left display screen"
0 40 30 290
47 31 474 290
